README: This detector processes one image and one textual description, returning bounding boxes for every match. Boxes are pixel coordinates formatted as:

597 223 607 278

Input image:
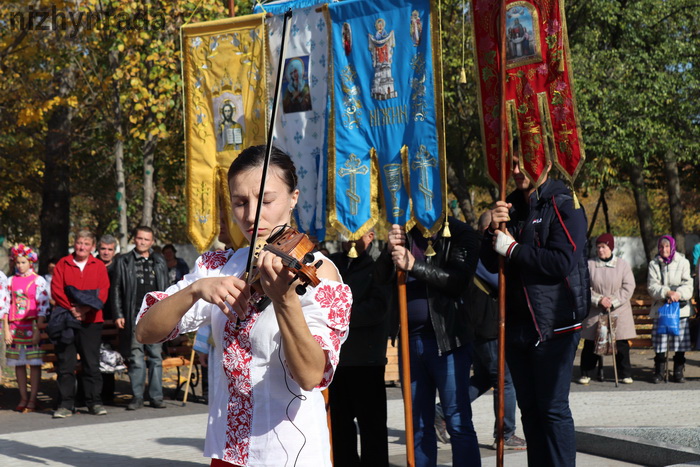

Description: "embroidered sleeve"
0 273 8 318
35 276 50 317
136 250 235 342
301 279 353 390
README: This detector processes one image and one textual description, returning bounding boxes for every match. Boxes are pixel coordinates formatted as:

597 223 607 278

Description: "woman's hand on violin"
191 276 251 322
257 250 297 304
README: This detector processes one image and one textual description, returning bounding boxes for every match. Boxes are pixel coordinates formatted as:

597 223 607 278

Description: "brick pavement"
0 349 698 466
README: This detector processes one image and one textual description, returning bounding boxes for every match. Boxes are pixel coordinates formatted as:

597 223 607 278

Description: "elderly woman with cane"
578 234 636 385
648 235 694 383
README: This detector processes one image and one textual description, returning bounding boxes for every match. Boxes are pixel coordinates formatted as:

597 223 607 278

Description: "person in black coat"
111 226 168 410
482 154 589 466
328 230 392 466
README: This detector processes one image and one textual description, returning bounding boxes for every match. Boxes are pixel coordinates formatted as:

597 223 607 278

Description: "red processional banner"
471 0 585 187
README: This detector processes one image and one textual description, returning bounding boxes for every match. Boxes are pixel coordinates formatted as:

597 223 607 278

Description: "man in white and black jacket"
481 155 590 467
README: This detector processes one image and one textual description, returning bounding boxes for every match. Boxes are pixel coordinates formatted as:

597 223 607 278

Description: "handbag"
657 301 681 336
594 312 617 356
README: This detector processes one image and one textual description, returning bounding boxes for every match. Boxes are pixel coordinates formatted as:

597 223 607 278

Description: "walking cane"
607 308 619 387
182 347 196 406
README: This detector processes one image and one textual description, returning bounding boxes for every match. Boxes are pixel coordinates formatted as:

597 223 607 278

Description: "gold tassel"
425 240 436 257
459 67 467 84
347 241 358 258
442 217 451 238
572 191 581 209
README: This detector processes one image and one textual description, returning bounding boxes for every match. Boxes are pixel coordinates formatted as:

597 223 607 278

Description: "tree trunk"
109 50 129 250
663 150 685 255
114 135 129 250
140 134 158 227
39 105 73 275
628 161 656 264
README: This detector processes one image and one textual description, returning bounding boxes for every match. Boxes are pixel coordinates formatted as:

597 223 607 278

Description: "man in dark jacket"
112 226 168 410
482 155 589 466
328 230 392 467
381 218 481 466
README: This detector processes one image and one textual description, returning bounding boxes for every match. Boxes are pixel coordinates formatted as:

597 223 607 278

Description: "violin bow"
245 9 294 281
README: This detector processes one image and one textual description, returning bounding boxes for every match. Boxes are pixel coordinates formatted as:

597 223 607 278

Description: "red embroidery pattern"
312 283 352 388
314 283 352 330
221 313 258 464
138 292 179 343
198 250 230 270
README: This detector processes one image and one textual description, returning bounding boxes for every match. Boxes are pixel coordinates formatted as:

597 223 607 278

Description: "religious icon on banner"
215 97 245 152
342 23 353 55
410 10 423 47
282 56 313 113
506 3 542 68
368 18 398 100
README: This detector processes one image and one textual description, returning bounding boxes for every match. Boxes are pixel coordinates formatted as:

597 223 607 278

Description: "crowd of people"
0 228 192 417
1 143 699 467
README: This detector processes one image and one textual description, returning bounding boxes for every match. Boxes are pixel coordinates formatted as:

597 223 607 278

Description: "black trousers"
329 365 389 467
56 322 103 409
580 338 632 379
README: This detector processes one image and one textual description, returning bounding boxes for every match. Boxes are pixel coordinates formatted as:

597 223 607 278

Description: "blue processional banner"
257 0 331 240
327 0 446 240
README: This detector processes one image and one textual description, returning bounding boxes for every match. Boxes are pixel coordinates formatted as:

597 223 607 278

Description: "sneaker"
89 404 108 416
150 399 166 409
577 376 591 385
492 435 527 450
53 407 73 419
127 398 144 411
621 377 634 384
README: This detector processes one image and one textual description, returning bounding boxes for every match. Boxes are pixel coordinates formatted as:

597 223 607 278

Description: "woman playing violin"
136 145 352 467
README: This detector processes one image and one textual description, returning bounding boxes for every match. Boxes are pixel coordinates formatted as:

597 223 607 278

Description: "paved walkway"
0 349 698 466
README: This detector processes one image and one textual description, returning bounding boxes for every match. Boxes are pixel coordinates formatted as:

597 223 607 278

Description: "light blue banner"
328 0 444 237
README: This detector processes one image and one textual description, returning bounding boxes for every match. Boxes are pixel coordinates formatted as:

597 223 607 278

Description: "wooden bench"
630 297 697 349
162 335 202 401
38 319 120 368
630 298 654 348
36 320 201 401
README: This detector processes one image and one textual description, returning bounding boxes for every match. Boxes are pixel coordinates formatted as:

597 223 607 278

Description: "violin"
246 224 324 312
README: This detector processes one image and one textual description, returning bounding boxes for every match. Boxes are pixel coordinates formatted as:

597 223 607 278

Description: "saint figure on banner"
368 18 397 100
342 23 353 55
217 100 243 152
410 10 422 46
282 57 312 114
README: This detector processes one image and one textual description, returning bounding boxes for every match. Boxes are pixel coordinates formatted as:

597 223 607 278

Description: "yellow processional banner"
181 15 267 252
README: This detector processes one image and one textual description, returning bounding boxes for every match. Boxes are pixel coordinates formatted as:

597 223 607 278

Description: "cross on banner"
338 153 369 216
411 145 437 211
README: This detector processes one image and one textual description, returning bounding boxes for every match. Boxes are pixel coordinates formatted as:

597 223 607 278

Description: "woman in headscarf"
648 235 694 383
578 234 637 384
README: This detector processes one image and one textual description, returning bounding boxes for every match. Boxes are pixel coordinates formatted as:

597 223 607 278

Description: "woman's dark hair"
227 145 298 193
162 244 176 254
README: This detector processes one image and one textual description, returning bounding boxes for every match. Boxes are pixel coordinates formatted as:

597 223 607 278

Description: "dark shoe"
673 364 686 383
89 404 108 415
653 359 666 383
596 368 605 382
150 399 166 409
53 407 73 419
127 398 144 410
492 434 527 450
